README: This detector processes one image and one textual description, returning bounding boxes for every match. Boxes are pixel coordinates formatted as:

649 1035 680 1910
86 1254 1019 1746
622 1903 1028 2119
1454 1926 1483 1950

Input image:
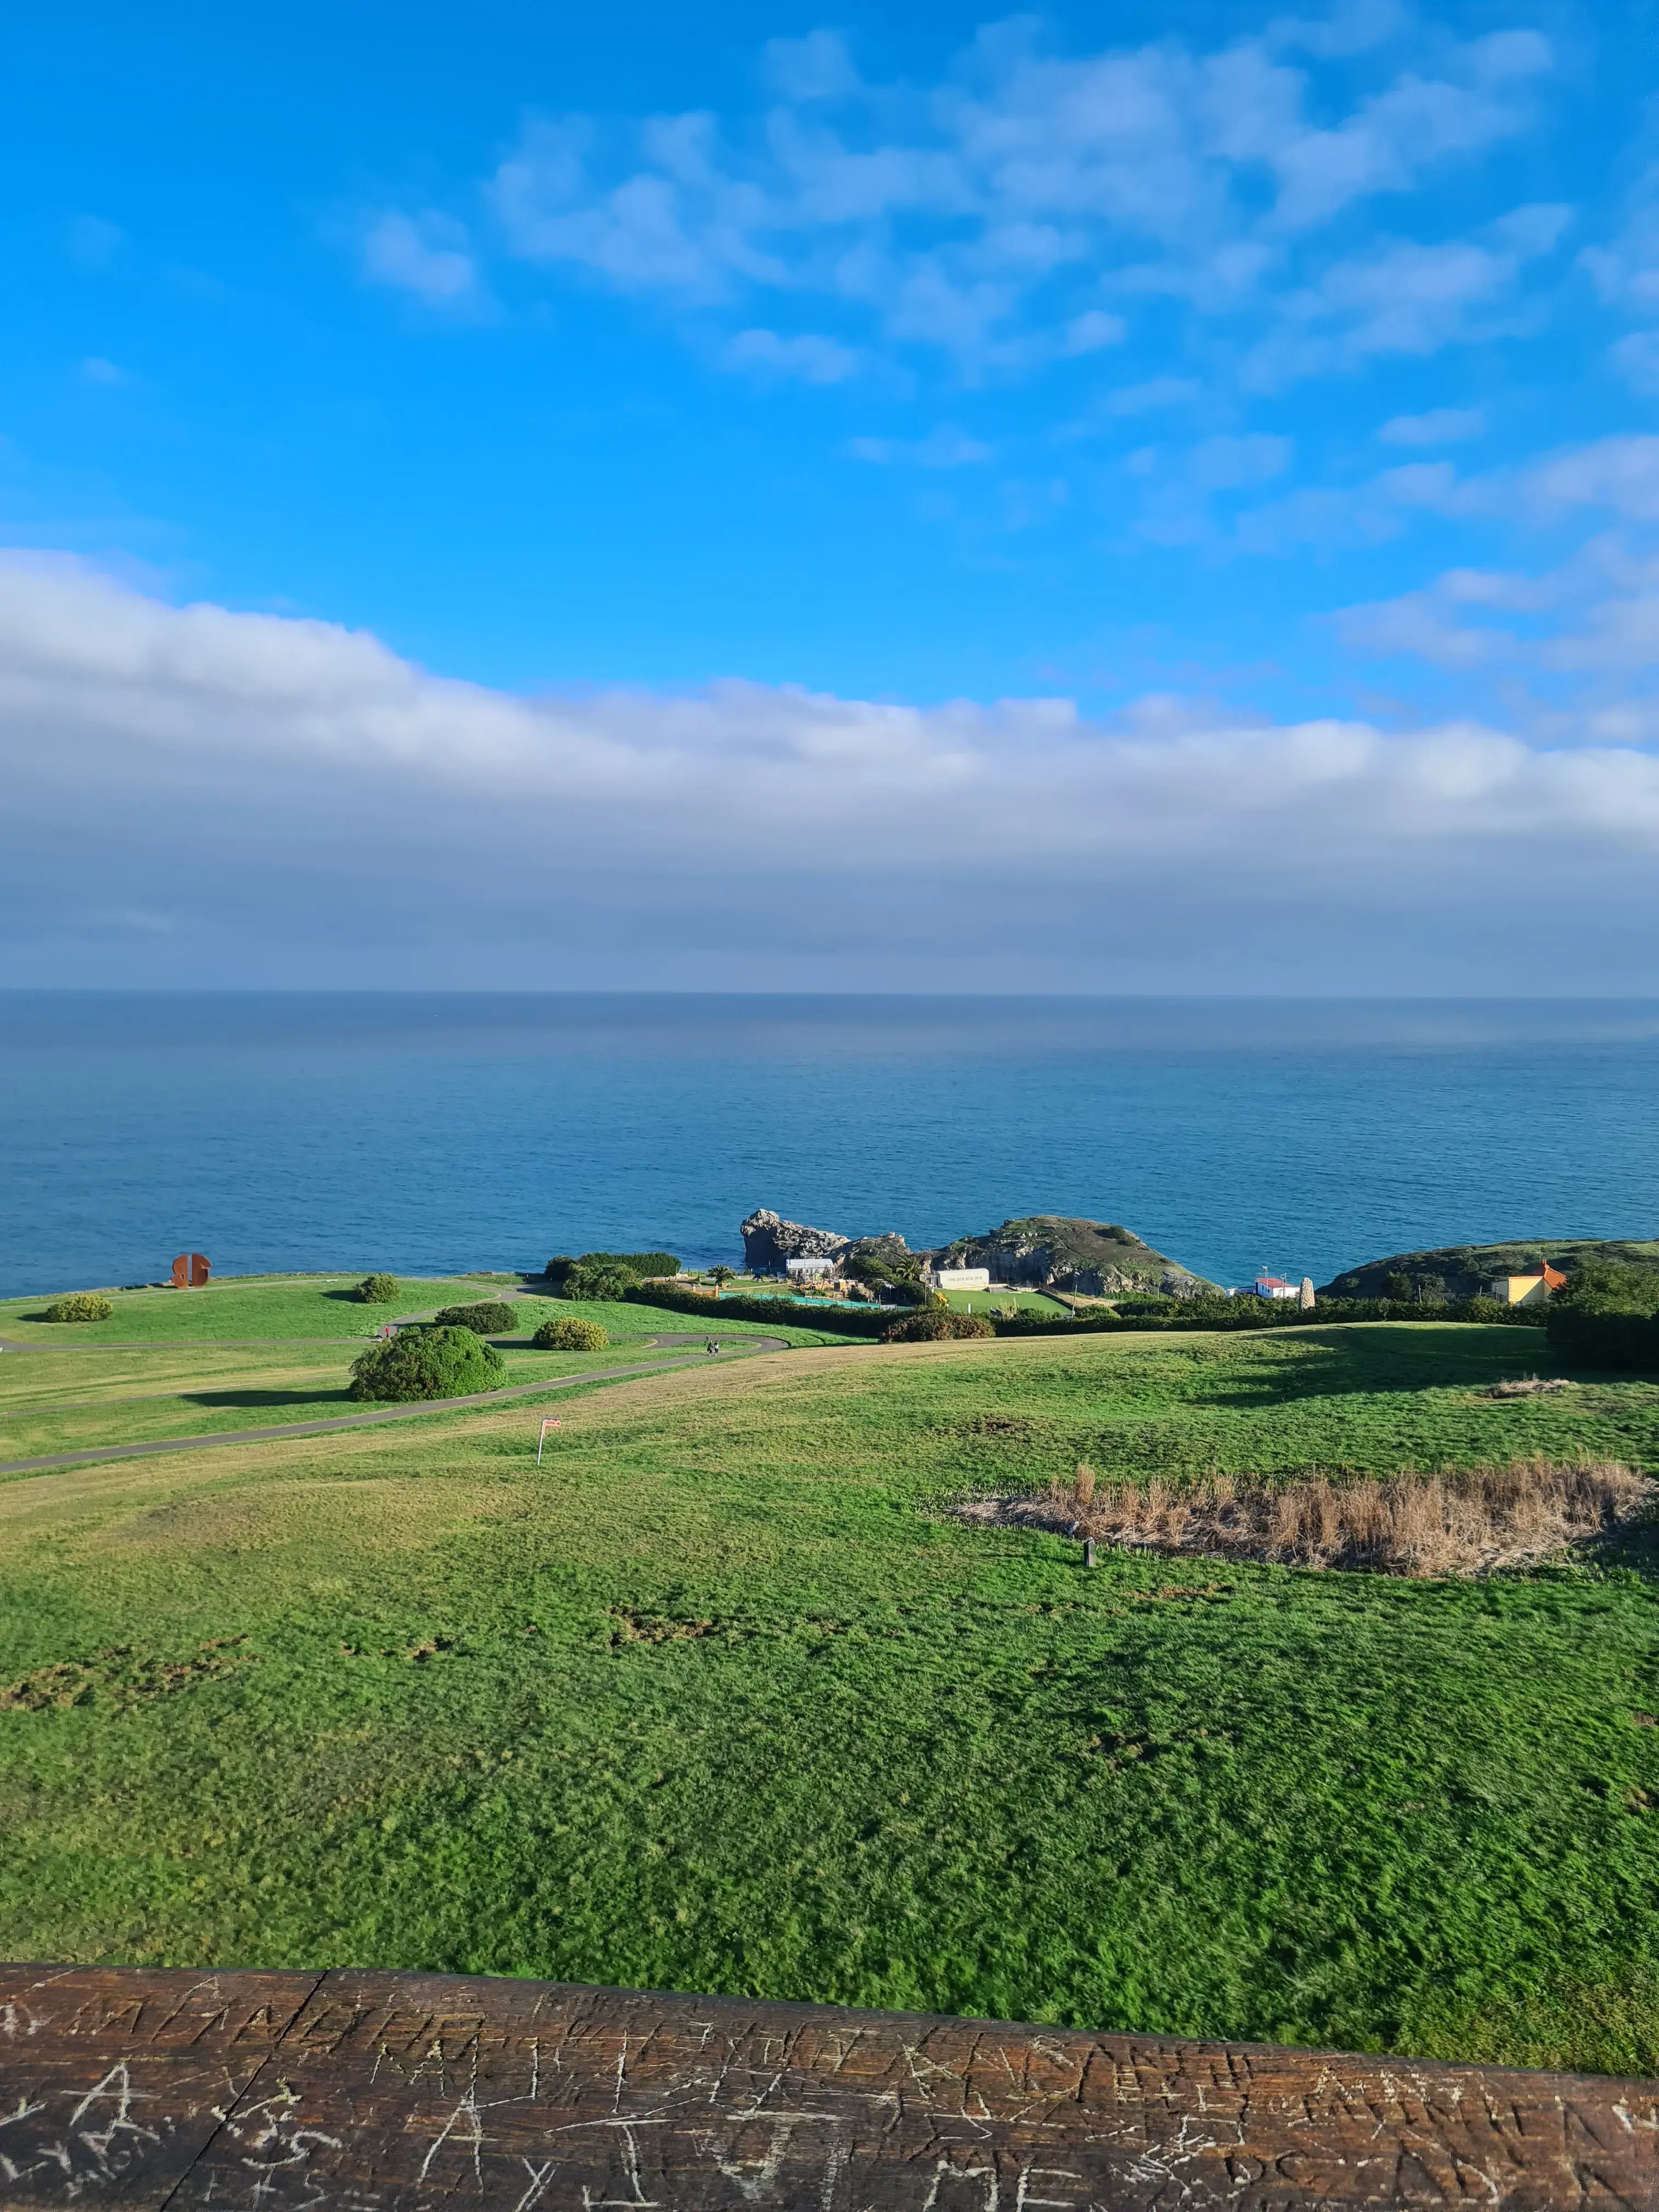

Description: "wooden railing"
1 1963 1654 2208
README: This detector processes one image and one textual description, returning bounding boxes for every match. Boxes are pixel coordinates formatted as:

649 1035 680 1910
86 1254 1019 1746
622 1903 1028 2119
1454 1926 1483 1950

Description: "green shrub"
883 1310 995 1343
563 1263 637 1302
43 1292 113 1323
550 1250 681 1296
615 1250 680 1279
355 1273 399 1304
534 1316 608 1351
348 1326 506 1402
431 1301 517 1335
1551 1261 1659 1318
1547 1307 1659 1372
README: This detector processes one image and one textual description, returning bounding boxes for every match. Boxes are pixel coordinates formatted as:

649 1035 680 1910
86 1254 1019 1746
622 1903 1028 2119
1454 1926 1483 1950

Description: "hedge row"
623 1282 1549 1340
1546 1307 1659 1372
623 1283 896 1336
984 1294 1547 1339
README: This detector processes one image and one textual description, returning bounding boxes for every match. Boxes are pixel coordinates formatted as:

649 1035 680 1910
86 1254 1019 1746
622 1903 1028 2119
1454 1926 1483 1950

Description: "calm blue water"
2 994 1657 1297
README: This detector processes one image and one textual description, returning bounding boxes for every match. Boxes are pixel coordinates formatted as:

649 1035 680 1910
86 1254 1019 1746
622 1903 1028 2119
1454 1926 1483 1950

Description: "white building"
929 1267 991 1291
786 1256 836 1277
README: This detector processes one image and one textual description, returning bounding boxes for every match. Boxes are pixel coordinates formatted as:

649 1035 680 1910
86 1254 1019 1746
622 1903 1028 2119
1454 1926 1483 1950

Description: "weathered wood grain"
0 1963 319 2207
2 1965 1655 2209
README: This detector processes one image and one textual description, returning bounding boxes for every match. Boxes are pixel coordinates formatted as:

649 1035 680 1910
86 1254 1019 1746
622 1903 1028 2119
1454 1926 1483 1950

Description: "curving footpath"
0 1335 789 1479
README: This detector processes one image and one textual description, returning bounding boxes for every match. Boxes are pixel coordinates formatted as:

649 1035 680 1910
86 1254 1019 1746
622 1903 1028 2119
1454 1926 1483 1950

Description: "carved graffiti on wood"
1 1963 1655 2210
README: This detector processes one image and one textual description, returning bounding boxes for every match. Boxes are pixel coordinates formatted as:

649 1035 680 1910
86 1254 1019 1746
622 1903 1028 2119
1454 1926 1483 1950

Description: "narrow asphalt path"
0 1337 789 1479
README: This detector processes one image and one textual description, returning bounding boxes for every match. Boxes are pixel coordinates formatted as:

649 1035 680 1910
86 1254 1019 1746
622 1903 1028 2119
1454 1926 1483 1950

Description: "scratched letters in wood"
0 1964 319 2208
3 1965 1657 2210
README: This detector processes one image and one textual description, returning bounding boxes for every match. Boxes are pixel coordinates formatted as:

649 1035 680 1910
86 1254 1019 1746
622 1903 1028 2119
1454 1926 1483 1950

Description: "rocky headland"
738 1209 1214 1297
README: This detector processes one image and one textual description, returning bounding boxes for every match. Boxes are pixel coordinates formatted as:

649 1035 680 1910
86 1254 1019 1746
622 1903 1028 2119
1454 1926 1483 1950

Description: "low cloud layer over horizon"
5 551 1659 994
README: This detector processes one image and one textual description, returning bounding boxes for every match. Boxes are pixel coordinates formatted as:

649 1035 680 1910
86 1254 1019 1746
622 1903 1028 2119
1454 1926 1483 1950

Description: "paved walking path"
0 1337 788 1479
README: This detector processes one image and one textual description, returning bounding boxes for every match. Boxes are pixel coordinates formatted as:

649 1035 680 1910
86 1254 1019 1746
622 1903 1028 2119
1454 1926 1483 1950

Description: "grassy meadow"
3 1305 1659 2072
0 1280 853 1462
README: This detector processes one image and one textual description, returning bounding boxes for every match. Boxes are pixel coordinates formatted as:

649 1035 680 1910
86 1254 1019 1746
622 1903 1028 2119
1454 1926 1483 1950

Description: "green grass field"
0 1276 848 1348
0 1282 856 1462
2 1298 1659 2073
938 1288 1070 1314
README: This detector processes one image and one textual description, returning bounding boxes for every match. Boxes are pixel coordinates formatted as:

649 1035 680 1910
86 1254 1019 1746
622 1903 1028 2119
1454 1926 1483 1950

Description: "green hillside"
1321 1238 1659 1302
934 1216 1215 1296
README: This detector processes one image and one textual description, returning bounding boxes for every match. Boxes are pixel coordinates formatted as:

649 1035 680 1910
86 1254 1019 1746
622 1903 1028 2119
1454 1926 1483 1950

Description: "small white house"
786 1256 836 1278
931 1267 991 1291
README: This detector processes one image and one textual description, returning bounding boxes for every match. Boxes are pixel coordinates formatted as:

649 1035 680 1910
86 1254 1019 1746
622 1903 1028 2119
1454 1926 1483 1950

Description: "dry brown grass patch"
959 1456 1652 1576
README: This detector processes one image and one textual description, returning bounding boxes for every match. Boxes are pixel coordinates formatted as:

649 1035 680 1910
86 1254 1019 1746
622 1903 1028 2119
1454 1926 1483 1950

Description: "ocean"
1 993 1656 1299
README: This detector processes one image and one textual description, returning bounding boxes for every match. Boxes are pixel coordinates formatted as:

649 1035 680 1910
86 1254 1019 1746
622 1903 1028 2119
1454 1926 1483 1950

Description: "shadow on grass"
1591 1510 1659 1582
1189 1325 1554 1410
183 1387 356 1409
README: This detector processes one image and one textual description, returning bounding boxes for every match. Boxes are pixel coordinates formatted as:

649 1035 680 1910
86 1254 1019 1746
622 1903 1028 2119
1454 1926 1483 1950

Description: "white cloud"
411 15 1564 387
847 426 994 467
8 558 1659 985
1527 436 1659 521
1582 163 1659 314
360 211 479 304
1379 406 1486 445
1266 0 1410 61
762 29 860 103
1062 309 1126 356
1333 528 1659 722
1611 331 1659 397
1127 433 1294 544
1264 33 1551 230
1104 376 1202 416
79 357 132 388
724 328 861 382
1244 210 1567 387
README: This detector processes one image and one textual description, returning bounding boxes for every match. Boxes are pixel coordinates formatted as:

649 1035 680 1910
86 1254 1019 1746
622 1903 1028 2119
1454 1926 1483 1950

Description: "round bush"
883 1310 995 1344
43 1292 113 1323
534 1316 608 1351
355 1273 400 1304
431 1300 517 1334
349 1325 506 1403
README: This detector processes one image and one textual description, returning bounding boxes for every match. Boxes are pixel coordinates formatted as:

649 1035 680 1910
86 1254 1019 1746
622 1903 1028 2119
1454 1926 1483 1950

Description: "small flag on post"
536 1418 562 1465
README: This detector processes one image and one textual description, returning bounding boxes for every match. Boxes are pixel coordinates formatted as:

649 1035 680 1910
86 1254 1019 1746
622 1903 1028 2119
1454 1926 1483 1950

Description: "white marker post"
536 1417 562 1465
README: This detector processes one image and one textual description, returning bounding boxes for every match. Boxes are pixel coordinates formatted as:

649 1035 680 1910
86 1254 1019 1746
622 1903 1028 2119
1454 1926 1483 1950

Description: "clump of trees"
1546 1260 1659 1371
349 1325 506 1402
844 1242 927 1305
534 1316 608 1351
547 1251 681 1301
883 1310 995 1342
432 1301 517 1334
43 1292 113 1323
1551 1261 1659 1317
355 1273 400 1304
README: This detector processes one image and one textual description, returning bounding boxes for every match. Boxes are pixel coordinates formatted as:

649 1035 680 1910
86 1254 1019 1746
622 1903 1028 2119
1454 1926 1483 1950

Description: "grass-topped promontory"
2 1313 1659 2070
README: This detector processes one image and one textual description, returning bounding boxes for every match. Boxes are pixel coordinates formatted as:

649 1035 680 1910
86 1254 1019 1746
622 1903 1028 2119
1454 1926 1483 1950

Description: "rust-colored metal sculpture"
170 1253 210 1288
0 1963 1653 2209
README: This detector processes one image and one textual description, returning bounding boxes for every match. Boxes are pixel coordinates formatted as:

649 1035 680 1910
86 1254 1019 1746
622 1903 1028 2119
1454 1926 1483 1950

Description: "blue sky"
4 0 1659 989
